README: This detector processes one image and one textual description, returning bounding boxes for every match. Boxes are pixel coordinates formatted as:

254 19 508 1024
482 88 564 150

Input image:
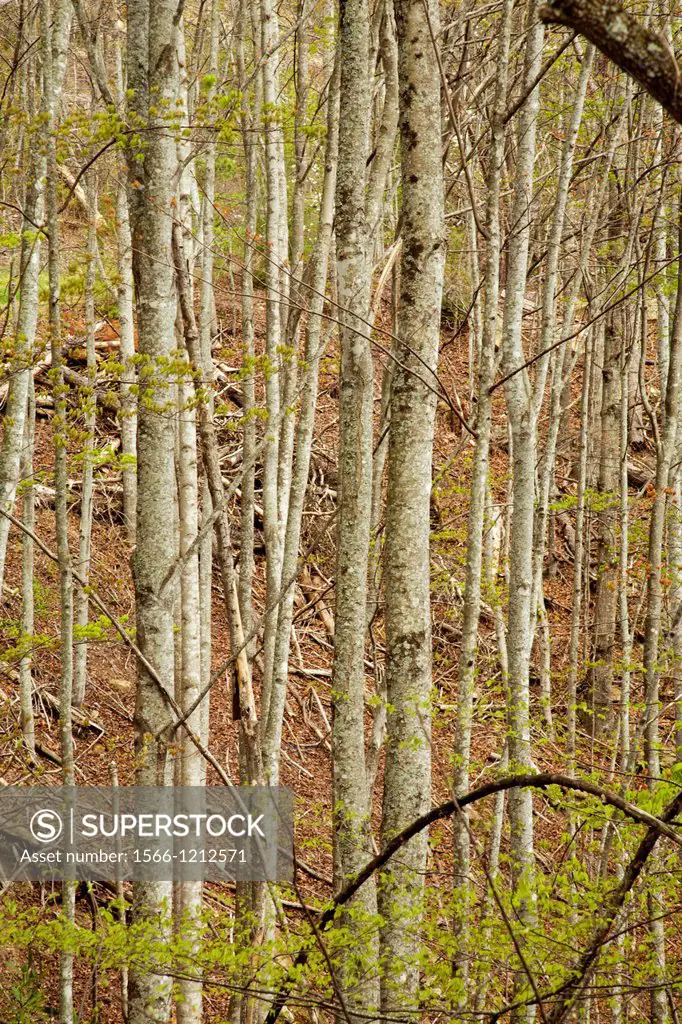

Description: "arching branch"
266 772 682 1024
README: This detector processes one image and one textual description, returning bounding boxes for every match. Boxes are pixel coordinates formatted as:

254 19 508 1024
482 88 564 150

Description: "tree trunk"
73 169 98 707
125 1 180 1019
262 55 340 784
41 0 75 1017
587 315 621 735
0 0 71 592
259 0 285 745
113 21 137 546
378 0 445 1010
499 4 544 1015
332 0 378 1010
19 378 36 757
451 0 512 998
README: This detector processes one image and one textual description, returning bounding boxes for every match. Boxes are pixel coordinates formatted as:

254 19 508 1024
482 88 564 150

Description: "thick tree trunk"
331 0 378 1011
378 0 445 1011
125 2 180 1019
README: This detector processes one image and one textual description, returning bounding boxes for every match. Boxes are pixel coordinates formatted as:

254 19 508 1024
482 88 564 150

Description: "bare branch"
540 0 682 124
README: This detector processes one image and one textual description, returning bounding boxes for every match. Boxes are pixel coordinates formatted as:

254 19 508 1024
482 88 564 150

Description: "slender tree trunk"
643 240 682 789
638 208 682 1024
19 379 36 757
0 0 70 593
499 5 544 1016
670 457 682 762
173 225 262 786
113 21 137 545
262 55 340 783
197 0 218 763
527 49 594 733
617 338 633 773
73 170 98 707
568 337 592 765
654 105 670 398
260 0 285 740
365 0 399 238
41 0 75 1017
332 0 378 1010
587 313 621 736
0 167 42 594
173 44 203 1009
236 0 260 658
275 0 310 544
451 0 512 997
233 13 262 1016
472 744 508 1015
176 345 204 1024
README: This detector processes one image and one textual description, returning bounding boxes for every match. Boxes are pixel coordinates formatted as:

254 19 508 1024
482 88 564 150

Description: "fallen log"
37 689 104 735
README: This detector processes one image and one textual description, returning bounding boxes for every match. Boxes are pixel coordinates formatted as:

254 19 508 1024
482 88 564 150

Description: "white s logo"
30 809 63 843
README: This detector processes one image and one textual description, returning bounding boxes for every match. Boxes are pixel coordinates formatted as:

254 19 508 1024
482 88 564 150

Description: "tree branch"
265 772 682 1024
540 0 682 125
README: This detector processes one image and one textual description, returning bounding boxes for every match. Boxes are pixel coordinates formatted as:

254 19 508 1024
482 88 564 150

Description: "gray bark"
198 0 218 758
540 0 682 126
19 380 36 757
236 0 260 659
73 170 98 707
587 316 621 735
173 225 263 786
643 235 682 780
113 21 137 545
0 0 71 590
41 0 75 1017
176 349 204 1024
499 3 544 1014
365 0 399 239
262 56 340 785
126 1 180 1018
259 0 285 738
0 164 43 593
568 337 592 764
451 0 512 998
378 0 445 1009
332 0 378 1009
